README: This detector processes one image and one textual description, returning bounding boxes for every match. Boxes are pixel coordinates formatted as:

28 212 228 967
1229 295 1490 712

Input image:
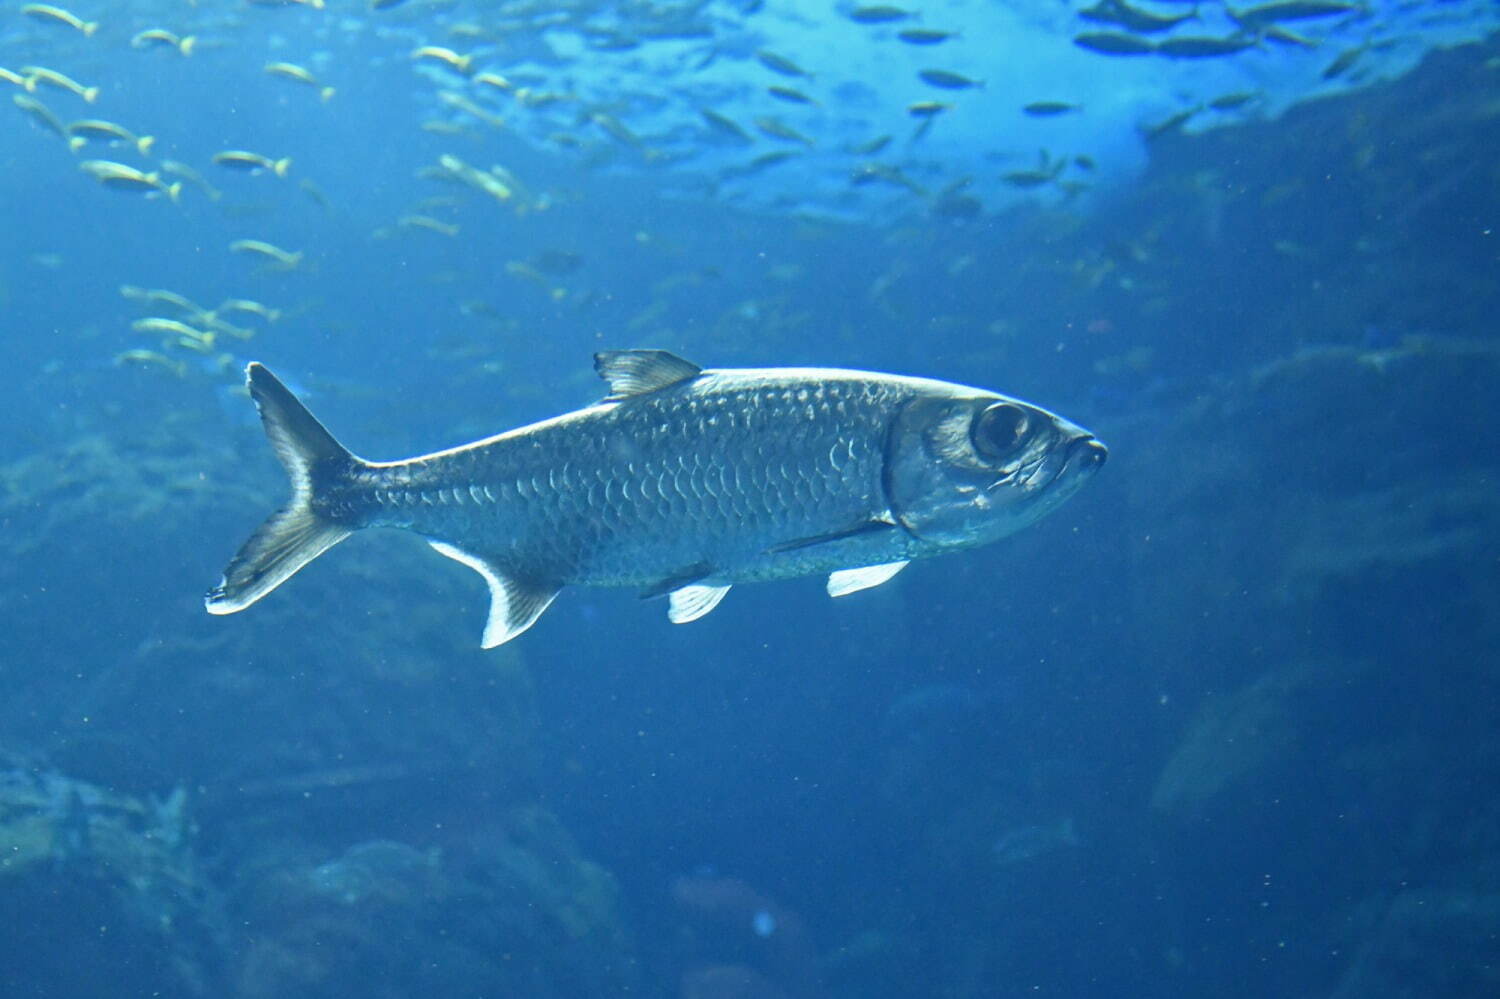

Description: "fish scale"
207 350 1105 647
346 374 896 587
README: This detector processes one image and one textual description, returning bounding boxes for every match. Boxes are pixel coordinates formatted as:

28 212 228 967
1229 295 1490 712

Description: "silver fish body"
207 350 1106 647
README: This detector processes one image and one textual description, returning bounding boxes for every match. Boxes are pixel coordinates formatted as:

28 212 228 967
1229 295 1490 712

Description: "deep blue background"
2 3 1498 997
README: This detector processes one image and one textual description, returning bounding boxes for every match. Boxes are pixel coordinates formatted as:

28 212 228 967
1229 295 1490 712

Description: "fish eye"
972 403 1030 461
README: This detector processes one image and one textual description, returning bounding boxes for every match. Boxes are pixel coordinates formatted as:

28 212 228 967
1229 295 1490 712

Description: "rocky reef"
1125 333 1500 994
0 758 217 996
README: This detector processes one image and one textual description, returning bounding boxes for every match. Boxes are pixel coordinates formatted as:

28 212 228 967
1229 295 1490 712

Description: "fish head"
886 388 1107 547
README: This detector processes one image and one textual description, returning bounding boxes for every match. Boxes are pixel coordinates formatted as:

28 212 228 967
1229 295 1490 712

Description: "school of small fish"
2 0 1492 380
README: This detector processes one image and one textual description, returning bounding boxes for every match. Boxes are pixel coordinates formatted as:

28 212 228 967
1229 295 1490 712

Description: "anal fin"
827 560 909 598
668 583 732 624
428 541 560 648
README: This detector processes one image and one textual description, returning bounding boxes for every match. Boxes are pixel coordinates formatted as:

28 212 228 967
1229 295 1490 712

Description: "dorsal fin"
594 349 701 399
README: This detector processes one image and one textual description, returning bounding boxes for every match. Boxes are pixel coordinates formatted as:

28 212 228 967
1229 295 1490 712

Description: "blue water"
2 2 1498 997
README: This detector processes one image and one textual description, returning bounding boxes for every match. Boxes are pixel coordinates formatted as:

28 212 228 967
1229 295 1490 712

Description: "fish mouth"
1012 435 1106 493
1065 435 1108 474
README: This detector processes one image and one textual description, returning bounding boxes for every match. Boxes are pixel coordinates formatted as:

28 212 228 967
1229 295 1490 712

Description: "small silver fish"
918 69 983 90
207 351 1106 647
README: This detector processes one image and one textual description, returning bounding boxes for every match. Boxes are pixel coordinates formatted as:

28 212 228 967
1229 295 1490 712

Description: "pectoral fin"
766 518 899 555
827 560 909 598
668 583 732 623
428 541 559 648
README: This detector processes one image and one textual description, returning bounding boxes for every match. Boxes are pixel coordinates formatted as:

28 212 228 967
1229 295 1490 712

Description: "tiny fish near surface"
206 351 1107 647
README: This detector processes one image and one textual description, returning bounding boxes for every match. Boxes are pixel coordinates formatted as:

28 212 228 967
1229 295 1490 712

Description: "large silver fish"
206 350 1106 647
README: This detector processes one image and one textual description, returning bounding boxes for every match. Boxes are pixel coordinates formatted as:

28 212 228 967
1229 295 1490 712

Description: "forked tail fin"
205 363 360 615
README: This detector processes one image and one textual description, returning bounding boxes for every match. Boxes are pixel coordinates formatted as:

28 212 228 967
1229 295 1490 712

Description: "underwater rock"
673 874 821 998
306 838 445 907
1144 656 1396 817
0 755 219 995
1116 332 1500 699
991 816 1081 866
1149 667 1312 813
1105 330 1500 990
1247 339 1500 617
1330 890 1500 998
682 963 794 999
232 805 635 998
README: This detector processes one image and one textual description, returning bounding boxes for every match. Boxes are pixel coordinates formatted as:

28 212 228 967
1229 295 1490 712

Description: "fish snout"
1067 435 1108 471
